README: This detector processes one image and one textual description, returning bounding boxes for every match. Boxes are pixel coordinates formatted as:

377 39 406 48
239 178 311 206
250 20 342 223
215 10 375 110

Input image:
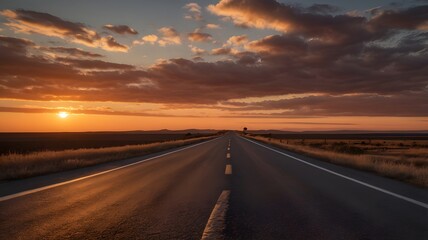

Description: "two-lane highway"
0 132 427 239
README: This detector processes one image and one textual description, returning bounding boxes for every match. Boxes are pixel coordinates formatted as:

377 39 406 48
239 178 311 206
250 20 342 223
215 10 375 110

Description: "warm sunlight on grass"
0 135 215 180
247 135 428 187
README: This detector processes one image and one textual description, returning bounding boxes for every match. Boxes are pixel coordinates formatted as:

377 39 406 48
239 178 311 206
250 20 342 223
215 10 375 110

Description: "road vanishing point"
0 132 427 239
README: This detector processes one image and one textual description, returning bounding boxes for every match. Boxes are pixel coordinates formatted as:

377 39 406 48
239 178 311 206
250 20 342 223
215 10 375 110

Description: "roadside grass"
246 135 428 187
0 136 216 180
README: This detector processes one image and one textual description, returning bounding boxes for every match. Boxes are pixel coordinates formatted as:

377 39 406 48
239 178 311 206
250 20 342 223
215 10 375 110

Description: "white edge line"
241 136 428 209
201 190 230 240
0 137 221 203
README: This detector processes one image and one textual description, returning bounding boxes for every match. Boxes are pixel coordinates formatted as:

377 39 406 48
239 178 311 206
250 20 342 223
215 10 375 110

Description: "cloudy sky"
0 0 427 132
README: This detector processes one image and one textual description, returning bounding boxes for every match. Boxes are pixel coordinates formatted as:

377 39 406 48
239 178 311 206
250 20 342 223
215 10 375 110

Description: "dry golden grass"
0 136 215 180
247 135 428 187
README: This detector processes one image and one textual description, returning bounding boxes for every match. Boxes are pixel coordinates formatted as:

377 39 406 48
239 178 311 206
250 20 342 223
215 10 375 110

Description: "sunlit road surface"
0 133 427 239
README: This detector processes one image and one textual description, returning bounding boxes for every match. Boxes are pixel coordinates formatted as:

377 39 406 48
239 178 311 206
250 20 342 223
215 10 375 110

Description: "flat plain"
0 132 217 180
0 132 214 154
248 133 428 187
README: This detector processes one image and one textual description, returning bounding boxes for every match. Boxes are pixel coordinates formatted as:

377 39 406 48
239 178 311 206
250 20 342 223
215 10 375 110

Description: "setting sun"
57 111 69 119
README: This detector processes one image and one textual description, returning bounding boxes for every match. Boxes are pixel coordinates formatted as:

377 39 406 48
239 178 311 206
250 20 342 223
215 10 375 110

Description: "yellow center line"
201 190 230 239
225 164 232 175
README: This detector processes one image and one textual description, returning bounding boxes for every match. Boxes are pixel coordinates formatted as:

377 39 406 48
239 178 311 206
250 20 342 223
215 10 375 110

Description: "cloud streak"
103 24 138 35
188 32 213 42
221 93 428 117
1 9 129 52
44 47 104 58
184 3 203 21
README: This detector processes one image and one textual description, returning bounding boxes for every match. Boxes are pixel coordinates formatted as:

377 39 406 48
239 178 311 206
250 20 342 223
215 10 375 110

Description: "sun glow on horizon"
57 111 69 118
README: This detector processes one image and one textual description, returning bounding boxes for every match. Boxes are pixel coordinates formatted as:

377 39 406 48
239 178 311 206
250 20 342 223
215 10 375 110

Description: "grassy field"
246 134 428 187
0 132 215 154
0 135 217 180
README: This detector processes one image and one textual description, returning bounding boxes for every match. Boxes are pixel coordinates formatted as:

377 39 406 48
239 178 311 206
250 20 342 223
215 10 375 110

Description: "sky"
0 0 427 132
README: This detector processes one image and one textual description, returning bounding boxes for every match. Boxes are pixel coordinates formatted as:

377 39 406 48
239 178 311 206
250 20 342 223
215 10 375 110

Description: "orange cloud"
133 34 159 45
208 0 428 44
158 27 181 46
43 47 104 58
206 23 221 29
211 46 236 55
143 34 158 43
55 58 135 70
227 35 248 45
245 34 307 55
210 35 248 57
188 32 213 42
208 0 294 32
0 9 129 52
103 24 138 35
189 45 206 56
184 3 203 21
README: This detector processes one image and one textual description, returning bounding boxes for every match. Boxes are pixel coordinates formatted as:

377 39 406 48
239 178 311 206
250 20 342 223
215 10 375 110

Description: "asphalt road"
0 132 427 239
